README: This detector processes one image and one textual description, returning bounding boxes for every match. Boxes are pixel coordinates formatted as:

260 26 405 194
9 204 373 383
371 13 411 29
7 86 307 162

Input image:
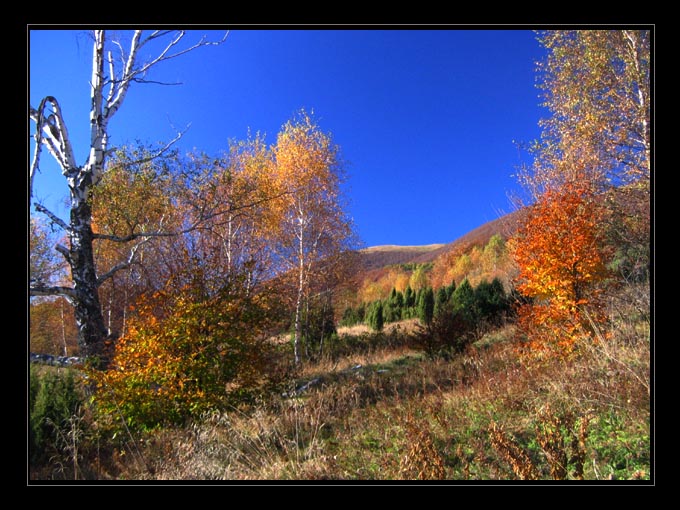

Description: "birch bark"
30 30 226 365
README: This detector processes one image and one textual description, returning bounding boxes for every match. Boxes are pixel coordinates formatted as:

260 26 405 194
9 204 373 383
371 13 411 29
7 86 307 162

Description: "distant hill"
357 244 445 272
357 209 523 273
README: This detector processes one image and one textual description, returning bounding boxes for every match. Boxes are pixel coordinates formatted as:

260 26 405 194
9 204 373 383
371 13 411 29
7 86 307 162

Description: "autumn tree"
509 181 610 357
184 134 282 294
517 30 651 286
90 147 185 340
409 264 430 292
30 298 78 357
91 270 285 430
271 110 355 365
509 29 650 358
480 234 506 274
30 218 77 355
30 30 226 365
523 30 650 196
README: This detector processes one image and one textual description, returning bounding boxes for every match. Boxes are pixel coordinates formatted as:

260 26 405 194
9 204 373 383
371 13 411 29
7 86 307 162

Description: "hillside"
358 244 445 272
357 209 523 273
344 209 525 305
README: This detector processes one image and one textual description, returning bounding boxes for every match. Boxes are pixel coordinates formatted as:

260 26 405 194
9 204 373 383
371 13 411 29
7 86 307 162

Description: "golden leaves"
90 281 281 430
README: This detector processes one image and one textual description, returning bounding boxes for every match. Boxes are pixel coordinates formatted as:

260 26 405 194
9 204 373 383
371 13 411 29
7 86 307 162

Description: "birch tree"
29 30 226 365
272 111 355 365
519 29 650 198
186 135 279 295
510 29 651 357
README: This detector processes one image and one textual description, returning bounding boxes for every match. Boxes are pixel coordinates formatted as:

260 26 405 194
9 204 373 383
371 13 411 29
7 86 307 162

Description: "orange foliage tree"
509 181 610 358
510 30 650 359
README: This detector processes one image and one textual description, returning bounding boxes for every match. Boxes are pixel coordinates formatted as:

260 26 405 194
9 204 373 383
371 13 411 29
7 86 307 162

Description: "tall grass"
29 291 649 481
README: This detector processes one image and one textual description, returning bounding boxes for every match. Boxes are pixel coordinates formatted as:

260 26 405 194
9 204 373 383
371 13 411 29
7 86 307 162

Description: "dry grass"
31 302 650 481
337 318 421 338
147 400 334 480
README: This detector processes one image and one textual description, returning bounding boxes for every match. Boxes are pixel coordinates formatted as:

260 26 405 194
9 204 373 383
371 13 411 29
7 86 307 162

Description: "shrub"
413 309 475 359
29 365 84 463
367 301 384 332
90 280 284 431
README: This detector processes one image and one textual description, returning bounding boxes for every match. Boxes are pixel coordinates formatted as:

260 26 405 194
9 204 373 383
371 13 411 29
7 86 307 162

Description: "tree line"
342 277 512 355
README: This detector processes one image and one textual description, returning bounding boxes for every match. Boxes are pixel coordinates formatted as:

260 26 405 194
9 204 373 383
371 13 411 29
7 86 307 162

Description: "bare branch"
30 285 77 300
106 49 116 104
34 203 70 232
103 30 142 120
114 126 189 169
54 244 71 267
144 30 175 42
97 242 143 286
130 78 184 86
106 30 227 121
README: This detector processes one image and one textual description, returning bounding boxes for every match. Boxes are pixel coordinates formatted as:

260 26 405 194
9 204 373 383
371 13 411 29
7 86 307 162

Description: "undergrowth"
29 304 650 482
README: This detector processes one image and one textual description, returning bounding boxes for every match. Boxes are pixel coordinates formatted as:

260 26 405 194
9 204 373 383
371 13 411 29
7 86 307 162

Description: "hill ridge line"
361 244 445 252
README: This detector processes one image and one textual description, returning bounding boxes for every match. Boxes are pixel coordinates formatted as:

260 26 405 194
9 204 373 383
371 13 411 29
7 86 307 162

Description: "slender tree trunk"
293 214 306 366
293 260 304 366
60 299 68 357
318 292 328 359
122 286 128 338
226 212 233 277
304 296 311 361
107 288 113 336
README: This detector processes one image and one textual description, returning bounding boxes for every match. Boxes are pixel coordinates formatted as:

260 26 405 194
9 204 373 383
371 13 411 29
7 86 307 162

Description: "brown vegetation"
30 297 650 481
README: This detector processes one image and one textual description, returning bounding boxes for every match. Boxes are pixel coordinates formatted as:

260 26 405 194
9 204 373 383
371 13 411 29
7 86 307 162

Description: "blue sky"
29 28 546 248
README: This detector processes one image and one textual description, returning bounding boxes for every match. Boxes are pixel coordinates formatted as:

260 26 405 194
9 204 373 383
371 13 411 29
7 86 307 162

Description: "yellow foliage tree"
91 274 283 430
272 110 355 365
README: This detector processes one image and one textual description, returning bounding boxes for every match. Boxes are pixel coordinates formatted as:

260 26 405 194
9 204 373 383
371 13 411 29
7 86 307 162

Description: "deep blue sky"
29 29 546 248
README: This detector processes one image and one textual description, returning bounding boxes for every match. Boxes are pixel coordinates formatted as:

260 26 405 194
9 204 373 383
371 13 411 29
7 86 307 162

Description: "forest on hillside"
29 29 651 482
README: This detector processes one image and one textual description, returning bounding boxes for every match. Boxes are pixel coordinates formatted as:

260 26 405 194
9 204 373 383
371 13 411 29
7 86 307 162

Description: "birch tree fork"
29 30 227 365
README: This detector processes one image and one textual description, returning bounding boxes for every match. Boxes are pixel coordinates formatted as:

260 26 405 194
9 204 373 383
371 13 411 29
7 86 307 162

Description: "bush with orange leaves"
90 277 285 431
509 181 611 359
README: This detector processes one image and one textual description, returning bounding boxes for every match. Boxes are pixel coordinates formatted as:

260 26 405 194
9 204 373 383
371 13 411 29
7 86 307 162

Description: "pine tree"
370 301 384 332
452 279 477 323
474 278 508 325
419 287 435 326
445 281 456 301
404 285 415 308
434 286 449 317
389 288 404 322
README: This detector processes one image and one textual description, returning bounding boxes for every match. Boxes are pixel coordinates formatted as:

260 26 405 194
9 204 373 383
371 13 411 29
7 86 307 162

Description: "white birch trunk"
293 214 305 366
29 30 226 366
